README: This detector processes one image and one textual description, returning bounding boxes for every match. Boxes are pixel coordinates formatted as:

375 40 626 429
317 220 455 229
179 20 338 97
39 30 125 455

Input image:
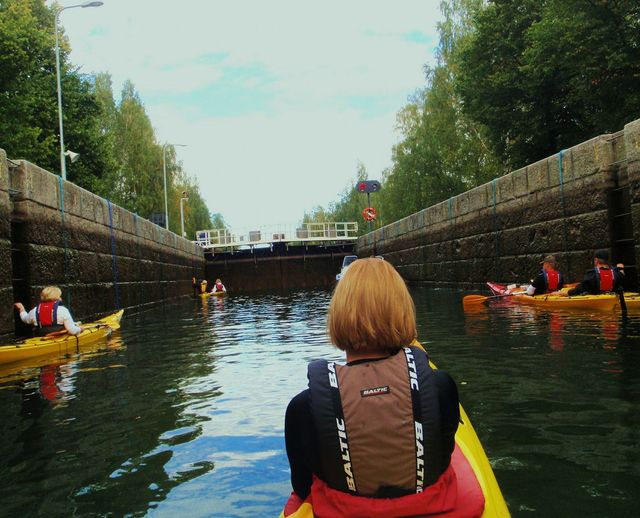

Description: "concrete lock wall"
626 119 640 272
357 119 640 289
205 245 350 292
0 150 13 333
2 152 205 336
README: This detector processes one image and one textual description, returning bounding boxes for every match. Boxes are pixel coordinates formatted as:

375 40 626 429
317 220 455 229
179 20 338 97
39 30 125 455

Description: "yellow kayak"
0 310 124 365
279 344 510 518
200 291 226 298
510 293 618 311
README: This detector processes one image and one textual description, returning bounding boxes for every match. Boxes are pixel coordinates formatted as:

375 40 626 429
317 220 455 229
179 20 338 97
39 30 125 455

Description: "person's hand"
14 302 25 313
555 291 568 297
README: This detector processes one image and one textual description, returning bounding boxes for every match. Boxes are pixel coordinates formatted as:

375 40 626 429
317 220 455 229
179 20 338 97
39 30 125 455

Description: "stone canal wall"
0 151 13 333
358 118 640 289
1 153 205 336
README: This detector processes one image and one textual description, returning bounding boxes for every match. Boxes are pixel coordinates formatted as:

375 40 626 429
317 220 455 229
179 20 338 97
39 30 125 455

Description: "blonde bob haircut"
40 286 62 302
328 258 416 354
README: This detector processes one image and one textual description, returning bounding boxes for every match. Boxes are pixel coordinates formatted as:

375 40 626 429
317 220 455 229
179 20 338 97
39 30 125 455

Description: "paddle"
462 293 515 305
41 323 107 340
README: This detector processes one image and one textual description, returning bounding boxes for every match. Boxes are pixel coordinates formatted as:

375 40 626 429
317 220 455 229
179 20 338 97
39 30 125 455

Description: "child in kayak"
14 286 83 336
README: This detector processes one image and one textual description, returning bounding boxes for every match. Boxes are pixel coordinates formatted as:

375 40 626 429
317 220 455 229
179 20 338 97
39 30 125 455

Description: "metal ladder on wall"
607 164 638 291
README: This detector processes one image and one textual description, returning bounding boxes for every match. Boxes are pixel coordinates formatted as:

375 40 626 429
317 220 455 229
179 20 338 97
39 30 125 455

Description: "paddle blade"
462 295 489 305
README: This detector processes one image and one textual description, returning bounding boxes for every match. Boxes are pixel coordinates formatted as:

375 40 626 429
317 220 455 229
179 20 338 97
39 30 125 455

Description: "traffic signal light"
356 180 381 193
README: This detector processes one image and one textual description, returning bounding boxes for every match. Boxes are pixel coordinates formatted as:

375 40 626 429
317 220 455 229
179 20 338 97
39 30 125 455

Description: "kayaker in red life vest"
14 286 83 336
558 249 624 297
211 278 226 294
283 258 473 517
525 255 564 295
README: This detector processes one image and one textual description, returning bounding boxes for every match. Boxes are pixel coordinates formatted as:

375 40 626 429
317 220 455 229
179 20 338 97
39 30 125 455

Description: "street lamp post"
54 1 103 181
162 143 187 231
180 192 189 238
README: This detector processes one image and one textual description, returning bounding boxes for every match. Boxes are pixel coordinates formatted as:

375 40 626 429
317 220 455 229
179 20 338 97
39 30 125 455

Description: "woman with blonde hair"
14 286 83 336
283 258 462 517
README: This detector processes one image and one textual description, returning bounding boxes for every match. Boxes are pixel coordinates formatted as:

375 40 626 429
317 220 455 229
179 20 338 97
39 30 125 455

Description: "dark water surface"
0 289 638 517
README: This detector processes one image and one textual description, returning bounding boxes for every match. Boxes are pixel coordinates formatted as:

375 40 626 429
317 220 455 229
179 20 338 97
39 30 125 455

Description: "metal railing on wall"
194 222 358 251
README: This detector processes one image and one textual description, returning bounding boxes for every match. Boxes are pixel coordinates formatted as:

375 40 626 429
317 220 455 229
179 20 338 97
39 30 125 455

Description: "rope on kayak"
57 176 71 308
558 149 570 274
107 200 121 309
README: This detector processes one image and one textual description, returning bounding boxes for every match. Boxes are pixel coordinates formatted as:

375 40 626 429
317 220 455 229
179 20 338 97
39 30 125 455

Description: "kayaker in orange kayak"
525 255 565 295
14 286 83 336
283 258 479 517
559 249 624 296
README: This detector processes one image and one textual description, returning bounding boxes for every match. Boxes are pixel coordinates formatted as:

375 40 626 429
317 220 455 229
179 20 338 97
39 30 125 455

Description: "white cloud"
57 0 441 229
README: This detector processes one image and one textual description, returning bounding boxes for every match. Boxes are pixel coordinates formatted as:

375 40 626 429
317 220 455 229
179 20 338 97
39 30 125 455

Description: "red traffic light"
356 180 381 193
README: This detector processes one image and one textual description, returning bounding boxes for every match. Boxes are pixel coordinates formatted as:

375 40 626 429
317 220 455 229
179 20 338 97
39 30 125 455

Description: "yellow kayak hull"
0 310 124 365
511 293 618 310
200 291 226 298
279 344 510 518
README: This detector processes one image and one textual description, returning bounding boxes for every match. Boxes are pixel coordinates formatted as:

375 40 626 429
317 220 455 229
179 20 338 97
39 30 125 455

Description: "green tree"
0 0 115 189
378 0 501 224
456 0 640 168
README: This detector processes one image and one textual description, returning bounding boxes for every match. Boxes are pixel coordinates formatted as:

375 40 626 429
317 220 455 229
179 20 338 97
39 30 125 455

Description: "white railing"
195 222 359 250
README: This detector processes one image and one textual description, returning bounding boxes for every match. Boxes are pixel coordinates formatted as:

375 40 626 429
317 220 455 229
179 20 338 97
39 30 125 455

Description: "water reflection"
0 290 638 517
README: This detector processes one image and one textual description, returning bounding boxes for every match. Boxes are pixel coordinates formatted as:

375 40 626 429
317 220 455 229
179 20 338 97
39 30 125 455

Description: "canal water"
0 289 638 517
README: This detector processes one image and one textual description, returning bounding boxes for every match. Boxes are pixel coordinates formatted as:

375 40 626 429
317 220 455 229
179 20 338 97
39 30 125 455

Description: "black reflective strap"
327 362 357 494
307 360 357 494
403 347 425 493
411 346 443 486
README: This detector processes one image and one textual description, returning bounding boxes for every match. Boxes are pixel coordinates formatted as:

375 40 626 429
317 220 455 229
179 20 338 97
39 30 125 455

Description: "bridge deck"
195 222 358 253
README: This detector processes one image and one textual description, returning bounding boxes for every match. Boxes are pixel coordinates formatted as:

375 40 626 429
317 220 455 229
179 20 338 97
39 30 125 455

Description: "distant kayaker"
211 279 226 294
14 286 83 336
560 249 624 296
283 258 469 516
525 255 564 295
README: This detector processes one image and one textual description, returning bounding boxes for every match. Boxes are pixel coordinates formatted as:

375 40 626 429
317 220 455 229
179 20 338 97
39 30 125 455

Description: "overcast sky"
58 0 441 230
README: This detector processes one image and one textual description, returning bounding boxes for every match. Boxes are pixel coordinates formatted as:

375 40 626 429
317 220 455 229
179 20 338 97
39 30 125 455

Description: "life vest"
304 346 483 517
308 346 449 495
544 270 560 291
36 301 61 328
597 267 614 292
215 282 224 291
34 301 64 336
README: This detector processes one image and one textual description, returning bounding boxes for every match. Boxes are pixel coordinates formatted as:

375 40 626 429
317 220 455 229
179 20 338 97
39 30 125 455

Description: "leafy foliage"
456 0 640 168
0 0 214 237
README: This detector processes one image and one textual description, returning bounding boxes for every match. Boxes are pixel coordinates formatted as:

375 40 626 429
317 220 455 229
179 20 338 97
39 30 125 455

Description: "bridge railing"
195 222 358 250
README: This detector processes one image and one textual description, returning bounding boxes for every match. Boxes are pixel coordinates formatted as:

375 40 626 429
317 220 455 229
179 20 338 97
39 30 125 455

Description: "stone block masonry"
1 152 205 336
0 150 13 334
357 118 640 290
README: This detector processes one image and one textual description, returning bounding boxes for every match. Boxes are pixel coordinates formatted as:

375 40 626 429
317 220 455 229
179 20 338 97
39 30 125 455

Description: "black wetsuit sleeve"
568 270 597 296
285 389 316 499
531 271 547 294
434 370 460 473
558 273 564 290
